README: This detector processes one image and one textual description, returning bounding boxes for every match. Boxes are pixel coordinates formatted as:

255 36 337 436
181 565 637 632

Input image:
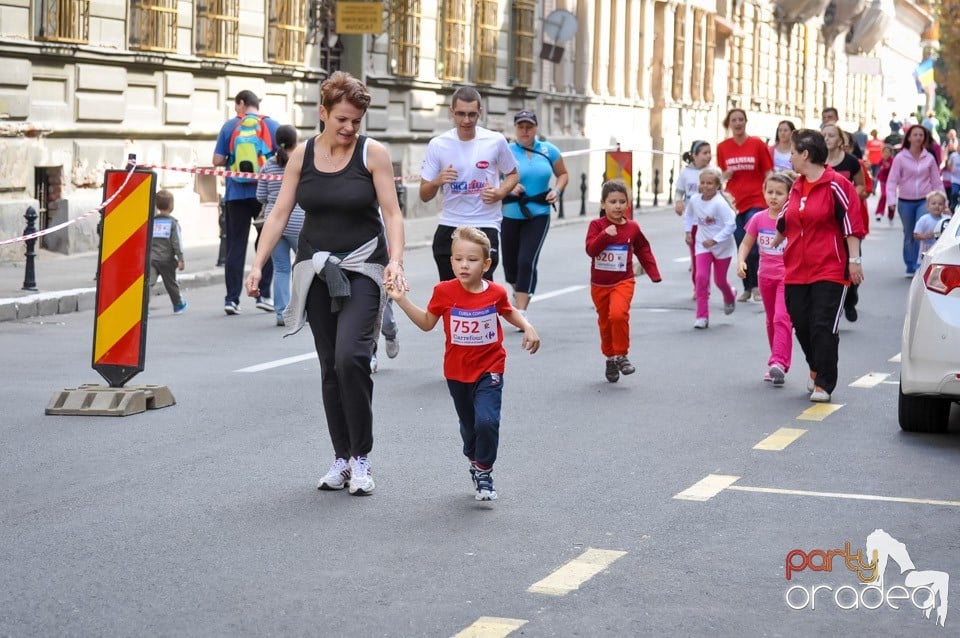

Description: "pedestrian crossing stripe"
528 547 627 596
452 617 528 638
92 170 155 387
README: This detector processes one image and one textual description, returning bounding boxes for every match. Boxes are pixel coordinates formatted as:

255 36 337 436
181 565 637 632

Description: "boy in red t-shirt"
388 226 540 501
586 180 662 383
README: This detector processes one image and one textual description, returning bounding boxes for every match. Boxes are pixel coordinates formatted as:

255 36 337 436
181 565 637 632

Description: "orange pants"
591 278 635 357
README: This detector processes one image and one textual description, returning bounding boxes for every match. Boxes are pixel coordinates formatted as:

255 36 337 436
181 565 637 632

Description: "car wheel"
898 383 951 433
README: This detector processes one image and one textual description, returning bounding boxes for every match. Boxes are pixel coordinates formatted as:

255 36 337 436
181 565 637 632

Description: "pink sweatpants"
694 252 736 319
758 275 792 371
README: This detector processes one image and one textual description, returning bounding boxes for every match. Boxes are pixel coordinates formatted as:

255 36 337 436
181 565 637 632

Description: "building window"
390 0 421 77
511 0 534 87
38 0 89 43
704 13 715 104
440 0 469 81
267 0 306 65
672 8 685 101
474 0 499 84
130 0 177 52
195 0 239 59
691 9 703 102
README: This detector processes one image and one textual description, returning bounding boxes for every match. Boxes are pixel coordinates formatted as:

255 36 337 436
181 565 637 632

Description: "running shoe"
469 461 478 492
694 317 709 329
370 353 378 374
255 297 274 312
348 457 375 495
224 301 240 315
810 388 831 403
768 364 785 387
173 301 187 315
385 337 400 359
616 356 636 375
752 288 762 302
737 290 751 302
317 458 351 490
605 359 620 383
723 302 736 315
475 470 497 501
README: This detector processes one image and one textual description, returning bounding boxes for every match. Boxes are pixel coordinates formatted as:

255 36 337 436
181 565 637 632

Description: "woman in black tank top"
244 71 406 496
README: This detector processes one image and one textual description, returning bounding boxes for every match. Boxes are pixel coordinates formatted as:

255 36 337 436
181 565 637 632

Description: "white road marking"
453 617 528 638
753 428 807 451
673 256 691 263
849 372 890 388
235 352 316 373
727 485 960 508
673 474 740 501
529 285 586 303
527 548 627 596
890 352 901 363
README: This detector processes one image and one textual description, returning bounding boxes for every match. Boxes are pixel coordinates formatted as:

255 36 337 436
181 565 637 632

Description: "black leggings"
304 273 380 459
433 224 500 282
501 215 550 295
785 281 847 394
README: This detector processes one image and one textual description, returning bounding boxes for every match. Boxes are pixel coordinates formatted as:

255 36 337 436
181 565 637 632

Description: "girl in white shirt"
674 140 713 299
684 168 738 329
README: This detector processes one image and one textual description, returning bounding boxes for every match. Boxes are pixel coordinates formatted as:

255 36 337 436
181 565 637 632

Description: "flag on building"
913 58 936 93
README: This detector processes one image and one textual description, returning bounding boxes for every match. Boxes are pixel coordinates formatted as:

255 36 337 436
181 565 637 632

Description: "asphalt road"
2 206 959 637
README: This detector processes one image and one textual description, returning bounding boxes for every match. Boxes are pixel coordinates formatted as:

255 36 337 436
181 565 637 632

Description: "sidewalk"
0 200 669 322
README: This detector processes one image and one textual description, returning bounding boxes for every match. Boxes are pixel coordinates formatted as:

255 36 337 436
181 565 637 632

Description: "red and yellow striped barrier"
92 169 156 387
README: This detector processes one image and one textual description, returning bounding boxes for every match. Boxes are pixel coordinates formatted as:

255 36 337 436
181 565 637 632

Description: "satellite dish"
542 10 578 43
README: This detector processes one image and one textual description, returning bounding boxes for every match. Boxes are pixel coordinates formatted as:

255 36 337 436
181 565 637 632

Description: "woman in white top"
769 120 796 171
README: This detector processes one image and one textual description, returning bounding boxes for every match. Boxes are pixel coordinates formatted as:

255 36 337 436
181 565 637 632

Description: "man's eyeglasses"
453 111 480 120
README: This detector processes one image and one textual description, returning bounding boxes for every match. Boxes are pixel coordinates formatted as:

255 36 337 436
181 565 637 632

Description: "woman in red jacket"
718 108 774 303
775 129 866 403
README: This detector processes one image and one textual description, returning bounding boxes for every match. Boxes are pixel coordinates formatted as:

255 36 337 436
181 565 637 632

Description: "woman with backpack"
244 72 406 496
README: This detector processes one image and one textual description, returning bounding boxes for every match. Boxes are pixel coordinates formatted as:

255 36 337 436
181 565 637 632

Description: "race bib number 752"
450 306 499 346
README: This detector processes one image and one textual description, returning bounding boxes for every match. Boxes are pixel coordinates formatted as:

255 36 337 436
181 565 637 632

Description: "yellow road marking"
673 474 740 501
728 485 960 508
452 617 528 638
527 548 627 596
796 403 843 421
849 372 890 388
753 428 807 451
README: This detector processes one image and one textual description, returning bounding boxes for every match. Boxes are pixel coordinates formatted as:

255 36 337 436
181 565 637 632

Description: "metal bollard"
668 167 675 205
579 173 587 216
22 206 38 291
636 170 642 209
653 169 661 207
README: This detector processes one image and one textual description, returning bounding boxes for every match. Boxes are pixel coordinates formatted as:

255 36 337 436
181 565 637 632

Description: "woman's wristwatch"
849 257 862 264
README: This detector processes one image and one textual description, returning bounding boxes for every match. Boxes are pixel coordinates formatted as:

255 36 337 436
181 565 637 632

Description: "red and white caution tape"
138 164 284 181
0 164 140 247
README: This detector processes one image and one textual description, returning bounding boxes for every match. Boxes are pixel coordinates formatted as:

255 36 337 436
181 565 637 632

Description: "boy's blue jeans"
446 373 503 469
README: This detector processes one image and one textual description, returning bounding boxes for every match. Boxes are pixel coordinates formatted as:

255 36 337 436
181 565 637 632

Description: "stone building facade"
0 0 934 260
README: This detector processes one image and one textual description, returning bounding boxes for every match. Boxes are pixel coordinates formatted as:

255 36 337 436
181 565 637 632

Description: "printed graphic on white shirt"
757 228 784 255
450 306 499 346
153 219 173 238
594 244 629 272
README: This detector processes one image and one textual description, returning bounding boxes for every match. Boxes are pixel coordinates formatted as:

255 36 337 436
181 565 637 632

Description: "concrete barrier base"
45 384 176 416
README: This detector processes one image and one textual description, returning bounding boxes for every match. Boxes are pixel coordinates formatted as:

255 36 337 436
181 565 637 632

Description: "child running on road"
149 189 186 314
586 179 662 383
675 141 712 299
388 226 540 501
737 171 796 386
684 168 737 329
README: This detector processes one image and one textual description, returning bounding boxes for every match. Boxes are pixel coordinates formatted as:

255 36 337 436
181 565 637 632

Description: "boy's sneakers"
474 469 497 501
616 356 636 375
348 457 375 495
694 317 709 329
224 301 240 315
255 297 274 312
723 301 736 315
173 301 187 315
605 359 620 383
768 364 786 387
385 336 400 359
469 461 478 491
317 458 351 490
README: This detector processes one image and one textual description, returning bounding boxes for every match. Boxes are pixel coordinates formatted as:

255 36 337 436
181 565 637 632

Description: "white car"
900 213 960 432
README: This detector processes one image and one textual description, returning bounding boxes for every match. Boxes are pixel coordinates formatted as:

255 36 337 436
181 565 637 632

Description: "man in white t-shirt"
420 86 520 281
